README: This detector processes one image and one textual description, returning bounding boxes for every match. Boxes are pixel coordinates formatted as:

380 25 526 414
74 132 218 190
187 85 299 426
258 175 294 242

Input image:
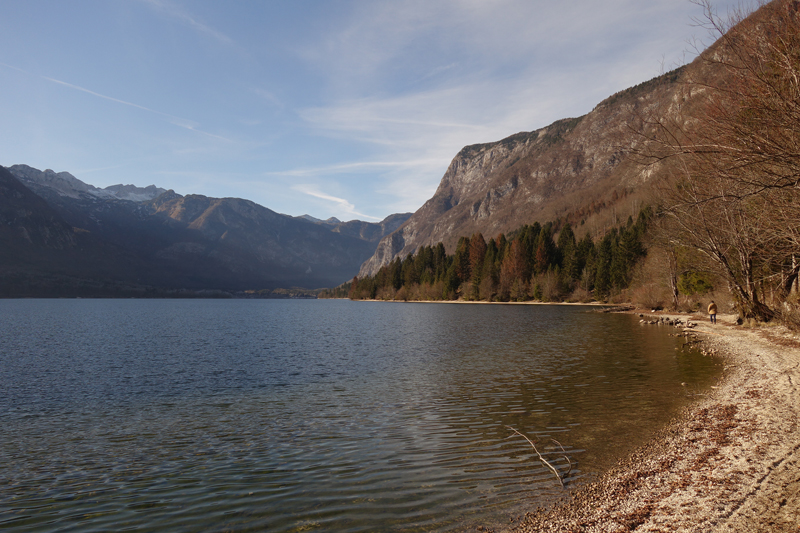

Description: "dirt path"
503 314 800 532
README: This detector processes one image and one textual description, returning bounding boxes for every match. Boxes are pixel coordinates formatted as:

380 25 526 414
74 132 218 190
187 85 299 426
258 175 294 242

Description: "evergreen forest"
331 209 650 303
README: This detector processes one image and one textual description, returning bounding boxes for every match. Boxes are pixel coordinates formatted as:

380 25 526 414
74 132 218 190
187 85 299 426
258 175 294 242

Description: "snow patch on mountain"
7 164 166 202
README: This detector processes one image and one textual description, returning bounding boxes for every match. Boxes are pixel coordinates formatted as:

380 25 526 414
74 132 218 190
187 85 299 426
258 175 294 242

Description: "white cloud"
0 62 235 142
251 88 284 109
265 158 448 178
266 158 446 215
139 0 233 46
298 0 702 96
0 61 187 120
292 184 381 221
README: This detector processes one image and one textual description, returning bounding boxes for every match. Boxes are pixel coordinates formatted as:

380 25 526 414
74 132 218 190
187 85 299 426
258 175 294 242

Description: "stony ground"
487 313 800 533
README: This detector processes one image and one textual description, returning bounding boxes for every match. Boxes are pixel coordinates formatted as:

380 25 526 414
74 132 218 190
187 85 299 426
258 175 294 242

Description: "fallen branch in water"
551 438 574 480
506 426 572 487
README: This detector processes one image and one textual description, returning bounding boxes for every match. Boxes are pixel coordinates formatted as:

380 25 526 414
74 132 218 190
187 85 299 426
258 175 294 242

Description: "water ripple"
0 300 721 532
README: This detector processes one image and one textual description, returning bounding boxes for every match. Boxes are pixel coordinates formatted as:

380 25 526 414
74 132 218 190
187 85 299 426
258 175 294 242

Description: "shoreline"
343 298 615 306
498 312 800 532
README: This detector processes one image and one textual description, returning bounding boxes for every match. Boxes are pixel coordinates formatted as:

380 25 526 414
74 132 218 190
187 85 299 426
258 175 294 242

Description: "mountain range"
0 164 410 296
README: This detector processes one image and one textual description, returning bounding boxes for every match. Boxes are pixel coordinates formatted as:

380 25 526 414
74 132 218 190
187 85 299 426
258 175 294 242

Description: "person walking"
708 300 718 324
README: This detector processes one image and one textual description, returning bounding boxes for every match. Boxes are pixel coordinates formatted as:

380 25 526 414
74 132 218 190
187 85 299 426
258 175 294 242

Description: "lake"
0 299 721 532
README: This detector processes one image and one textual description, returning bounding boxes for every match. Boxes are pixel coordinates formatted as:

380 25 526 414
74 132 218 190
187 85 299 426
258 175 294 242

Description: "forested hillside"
330 209 648 303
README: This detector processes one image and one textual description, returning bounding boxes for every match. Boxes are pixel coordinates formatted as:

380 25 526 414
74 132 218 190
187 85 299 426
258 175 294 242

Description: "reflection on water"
0 300 721 532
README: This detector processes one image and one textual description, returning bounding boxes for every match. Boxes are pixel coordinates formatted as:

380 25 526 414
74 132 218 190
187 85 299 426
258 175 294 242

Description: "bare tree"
640 0 800 320
663 160 777 319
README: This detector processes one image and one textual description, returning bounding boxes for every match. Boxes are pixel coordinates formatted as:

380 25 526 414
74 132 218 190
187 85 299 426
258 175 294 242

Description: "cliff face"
358 66 691 278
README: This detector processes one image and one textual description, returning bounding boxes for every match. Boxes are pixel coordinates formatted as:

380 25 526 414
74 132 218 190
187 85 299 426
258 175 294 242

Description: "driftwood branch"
551 438 574 479
506 426 572 487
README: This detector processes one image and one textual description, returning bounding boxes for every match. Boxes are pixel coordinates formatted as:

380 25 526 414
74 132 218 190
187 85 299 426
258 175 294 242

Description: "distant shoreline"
503 313 800 532
339 297 616 306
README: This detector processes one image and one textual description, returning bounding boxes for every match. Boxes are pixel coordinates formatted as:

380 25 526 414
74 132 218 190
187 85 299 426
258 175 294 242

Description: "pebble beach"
500 313 800 533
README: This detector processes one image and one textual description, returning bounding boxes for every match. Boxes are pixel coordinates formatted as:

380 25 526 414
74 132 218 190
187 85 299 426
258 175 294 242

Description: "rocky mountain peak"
297 214 343 226
102 183 167 202
0 166 76 249
8 164 166 202
9 165 93 199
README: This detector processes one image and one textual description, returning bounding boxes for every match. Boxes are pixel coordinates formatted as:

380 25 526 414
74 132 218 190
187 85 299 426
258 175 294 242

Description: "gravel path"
497 314 800 533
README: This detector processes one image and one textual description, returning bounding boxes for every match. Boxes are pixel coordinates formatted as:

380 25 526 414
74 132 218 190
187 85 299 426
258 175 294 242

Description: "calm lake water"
0 299 721 532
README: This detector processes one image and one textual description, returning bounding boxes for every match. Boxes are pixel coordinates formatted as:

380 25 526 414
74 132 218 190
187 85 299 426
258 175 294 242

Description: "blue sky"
0 0 742 222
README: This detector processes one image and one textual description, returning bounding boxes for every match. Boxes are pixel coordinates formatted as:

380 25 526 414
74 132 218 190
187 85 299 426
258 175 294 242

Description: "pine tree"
533 225 556 274
390 257 403 291
433 243 447 282
453 237 471 285
443 263 459 299
556 223 576 269
415 245 433 284
402 255 418 286
468 233 487 282
573 233 595 282
594 232 614 298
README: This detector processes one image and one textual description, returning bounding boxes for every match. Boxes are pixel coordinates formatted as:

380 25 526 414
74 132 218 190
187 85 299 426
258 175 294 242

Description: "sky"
0 0 744 222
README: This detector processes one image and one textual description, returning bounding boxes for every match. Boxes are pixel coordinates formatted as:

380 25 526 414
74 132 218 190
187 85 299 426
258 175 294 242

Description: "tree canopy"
347 210 650 303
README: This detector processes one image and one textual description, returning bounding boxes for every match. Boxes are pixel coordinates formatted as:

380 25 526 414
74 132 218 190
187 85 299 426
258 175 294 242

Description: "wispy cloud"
138 0 233 46
269 157 449 212
0 62 232 142
175 123 233 142
264 158 447 178
410 63 459 86
251 88 284 109
293 184 380 220
0 61 183 118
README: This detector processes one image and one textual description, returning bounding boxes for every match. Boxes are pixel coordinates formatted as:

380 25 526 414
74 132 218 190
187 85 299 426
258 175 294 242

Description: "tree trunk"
667 247 680 310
